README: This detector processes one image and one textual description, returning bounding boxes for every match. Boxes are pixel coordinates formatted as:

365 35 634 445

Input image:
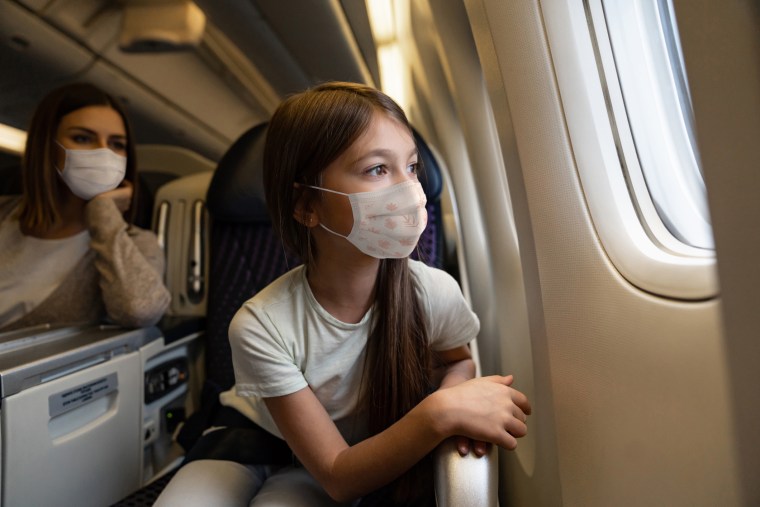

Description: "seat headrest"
206 123 269 223
414 129 443 201
206 123 445 223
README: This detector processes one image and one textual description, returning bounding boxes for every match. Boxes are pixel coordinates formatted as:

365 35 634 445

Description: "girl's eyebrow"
354 147 419 164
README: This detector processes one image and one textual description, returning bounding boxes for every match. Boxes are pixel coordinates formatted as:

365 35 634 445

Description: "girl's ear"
293 210 318 227
293 190 319 228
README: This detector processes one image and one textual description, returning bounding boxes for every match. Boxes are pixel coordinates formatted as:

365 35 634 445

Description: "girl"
0 82 170 331
157 82 530 506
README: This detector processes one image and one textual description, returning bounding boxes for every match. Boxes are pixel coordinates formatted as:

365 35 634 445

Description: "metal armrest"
434 437 498 506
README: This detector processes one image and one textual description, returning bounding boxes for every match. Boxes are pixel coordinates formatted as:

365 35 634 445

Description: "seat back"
204 123 288 390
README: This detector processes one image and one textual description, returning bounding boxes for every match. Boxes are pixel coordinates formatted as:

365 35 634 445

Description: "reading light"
366 0 408 110
366 0 396 45
378 43 406 110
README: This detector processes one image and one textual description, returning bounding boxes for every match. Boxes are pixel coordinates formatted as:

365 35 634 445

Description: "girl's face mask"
305 179 428 259
56 142 127 200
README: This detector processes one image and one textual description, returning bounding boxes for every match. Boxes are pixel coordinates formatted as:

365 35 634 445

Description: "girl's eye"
366 165 387 176
407 162 419 174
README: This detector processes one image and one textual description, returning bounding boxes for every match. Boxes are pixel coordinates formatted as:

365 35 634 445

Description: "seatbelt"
182 424 294 466
178 382 294 466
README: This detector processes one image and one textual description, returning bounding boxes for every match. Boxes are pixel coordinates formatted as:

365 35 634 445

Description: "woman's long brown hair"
264 82 434 502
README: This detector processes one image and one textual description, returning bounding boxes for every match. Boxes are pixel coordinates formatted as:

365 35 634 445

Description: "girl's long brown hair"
264 82 434 502
19 82 138 231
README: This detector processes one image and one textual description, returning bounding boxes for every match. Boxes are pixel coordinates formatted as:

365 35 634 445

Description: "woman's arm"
85 194 170 327
265 371 529 502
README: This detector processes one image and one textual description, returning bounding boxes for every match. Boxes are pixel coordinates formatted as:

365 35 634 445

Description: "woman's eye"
71 134 93 144
407 162 419 174
110 139 128 152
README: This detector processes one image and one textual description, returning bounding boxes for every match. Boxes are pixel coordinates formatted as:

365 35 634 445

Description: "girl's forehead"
346 112 414 157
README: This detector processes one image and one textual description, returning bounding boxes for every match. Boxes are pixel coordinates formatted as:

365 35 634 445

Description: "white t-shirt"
221 259 480 441
0 212 89 327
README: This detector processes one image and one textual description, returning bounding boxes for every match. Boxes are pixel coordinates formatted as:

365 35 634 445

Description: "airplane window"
542 0 717 299
599 0 713 250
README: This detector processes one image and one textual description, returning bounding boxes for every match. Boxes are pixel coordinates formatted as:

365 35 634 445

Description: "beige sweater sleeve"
85 197 171 327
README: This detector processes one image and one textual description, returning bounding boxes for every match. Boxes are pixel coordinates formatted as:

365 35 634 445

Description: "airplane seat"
133 169 180 229
200 122 286 391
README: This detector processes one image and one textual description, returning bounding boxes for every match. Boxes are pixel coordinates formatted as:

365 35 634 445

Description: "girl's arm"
434 345 495 456
265 370 529 502
435 344 476 389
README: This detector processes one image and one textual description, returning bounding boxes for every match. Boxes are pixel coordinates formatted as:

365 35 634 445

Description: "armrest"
433 437 498 506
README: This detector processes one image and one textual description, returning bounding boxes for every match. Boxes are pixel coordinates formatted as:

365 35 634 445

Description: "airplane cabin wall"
458 0 741 505
399 0 564 504
415 1 565 506
674 1 760 504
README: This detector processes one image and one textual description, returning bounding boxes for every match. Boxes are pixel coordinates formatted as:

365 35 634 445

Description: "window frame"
540 0 717 300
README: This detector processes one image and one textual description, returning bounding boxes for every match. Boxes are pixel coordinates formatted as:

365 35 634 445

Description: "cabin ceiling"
0 0 379 160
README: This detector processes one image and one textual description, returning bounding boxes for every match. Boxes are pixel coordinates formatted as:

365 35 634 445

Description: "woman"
0 82 170 331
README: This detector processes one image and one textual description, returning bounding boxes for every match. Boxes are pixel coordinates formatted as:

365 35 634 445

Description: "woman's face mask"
305 179 428 259
56 142 127 200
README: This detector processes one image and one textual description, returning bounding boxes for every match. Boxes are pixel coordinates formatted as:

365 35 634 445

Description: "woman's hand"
95 180 133 213
432 374 531 451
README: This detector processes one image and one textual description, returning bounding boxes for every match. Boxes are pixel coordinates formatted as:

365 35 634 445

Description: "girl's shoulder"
408 259 468 314
229 265 307 340
408 258 461 292
239 264 307 313
409 259 479 346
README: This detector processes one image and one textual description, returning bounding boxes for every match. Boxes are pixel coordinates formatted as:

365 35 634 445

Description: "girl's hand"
95 180 133 213
433 375 531 451
455 436 490 457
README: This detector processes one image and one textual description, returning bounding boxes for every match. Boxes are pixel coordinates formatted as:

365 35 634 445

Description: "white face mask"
306 179 428 259
56 142 127 200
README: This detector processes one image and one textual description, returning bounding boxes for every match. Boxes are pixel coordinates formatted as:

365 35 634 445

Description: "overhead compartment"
0 1 95 129
80 59 232 160
1 0 272 160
